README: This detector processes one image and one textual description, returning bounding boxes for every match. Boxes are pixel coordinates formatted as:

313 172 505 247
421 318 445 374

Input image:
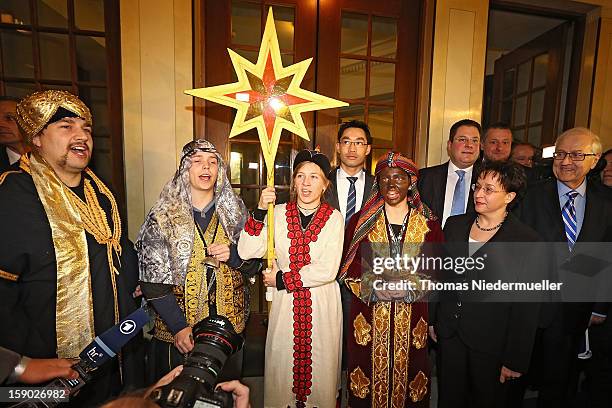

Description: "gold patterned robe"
153 211 247 342
343 210 444 408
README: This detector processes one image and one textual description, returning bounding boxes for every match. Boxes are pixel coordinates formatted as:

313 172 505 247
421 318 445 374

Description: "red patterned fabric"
244 215 264 236
339 151 436 282
343 215 444 407
284 201 333 406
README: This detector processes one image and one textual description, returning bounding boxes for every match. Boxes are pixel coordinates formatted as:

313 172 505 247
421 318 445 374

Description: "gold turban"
16 90 92 142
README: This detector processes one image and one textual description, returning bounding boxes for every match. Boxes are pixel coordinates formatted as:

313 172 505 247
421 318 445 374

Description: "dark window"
0 0 125 207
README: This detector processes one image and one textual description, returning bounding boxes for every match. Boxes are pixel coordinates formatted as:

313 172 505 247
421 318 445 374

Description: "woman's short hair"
476 160 527 208
289 160 330 203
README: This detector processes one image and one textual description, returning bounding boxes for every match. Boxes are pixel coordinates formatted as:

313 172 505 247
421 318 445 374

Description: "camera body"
149 371 233 408
150 315 244 408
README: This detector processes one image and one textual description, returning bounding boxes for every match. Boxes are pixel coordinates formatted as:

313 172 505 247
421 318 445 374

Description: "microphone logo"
119 319 136 335
86 347 104 361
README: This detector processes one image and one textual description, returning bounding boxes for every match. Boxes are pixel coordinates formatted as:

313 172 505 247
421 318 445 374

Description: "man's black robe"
0 169 144 405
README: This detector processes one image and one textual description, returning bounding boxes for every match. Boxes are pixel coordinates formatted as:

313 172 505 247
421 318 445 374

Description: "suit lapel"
466 167 477 213
543 180 566 241
327 168 340 211
577 184 602 243
432 163 448 218
362 172 374 207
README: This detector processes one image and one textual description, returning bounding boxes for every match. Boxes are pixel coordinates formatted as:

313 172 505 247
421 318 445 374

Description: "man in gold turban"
0 90 144 405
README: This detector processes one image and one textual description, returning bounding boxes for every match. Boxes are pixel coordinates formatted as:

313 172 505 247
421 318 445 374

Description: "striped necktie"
562 190 579 250
346 176 358 223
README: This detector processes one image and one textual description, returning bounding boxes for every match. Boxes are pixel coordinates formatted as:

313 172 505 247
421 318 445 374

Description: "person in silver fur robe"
136 139 261 383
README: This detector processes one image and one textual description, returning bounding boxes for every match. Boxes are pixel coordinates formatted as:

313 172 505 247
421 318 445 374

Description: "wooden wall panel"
428 0 488 166
121 0 192 240
590 7 612 148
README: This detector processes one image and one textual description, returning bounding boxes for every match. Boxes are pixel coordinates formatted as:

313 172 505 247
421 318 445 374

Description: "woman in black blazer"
431 160 543 408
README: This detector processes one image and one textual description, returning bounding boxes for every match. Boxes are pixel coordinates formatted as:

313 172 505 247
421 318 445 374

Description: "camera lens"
151 316 244 407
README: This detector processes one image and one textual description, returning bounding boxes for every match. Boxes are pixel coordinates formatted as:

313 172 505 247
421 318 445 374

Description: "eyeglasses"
454 136 480 145
340 139 368 148
471 184 502 195
552 151 597 161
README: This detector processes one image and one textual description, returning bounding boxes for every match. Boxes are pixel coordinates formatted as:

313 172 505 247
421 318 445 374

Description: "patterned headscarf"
16 90 92 143
137 139 248 285
338 151 436 281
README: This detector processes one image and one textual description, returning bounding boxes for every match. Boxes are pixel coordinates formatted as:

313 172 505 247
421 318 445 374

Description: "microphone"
9 307 150 407
79 306 149 368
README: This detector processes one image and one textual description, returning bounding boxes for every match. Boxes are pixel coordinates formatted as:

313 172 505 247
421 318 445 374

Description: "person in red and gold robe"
339 151 443 408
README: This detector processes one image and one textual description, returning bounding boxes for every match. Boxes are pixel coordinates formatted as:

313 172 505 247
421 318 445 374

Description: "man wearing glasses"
326 120 374 222
326 120 374 404
418 119 482 227
516 127 612 407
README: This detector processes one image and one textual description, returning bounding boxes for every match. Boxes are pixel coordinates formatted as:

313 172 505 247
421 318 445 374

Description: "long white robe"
238 203 344 408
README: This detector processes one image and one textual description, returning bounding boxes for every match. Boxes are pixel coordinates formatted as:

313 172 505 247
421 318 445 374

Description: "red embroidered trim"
244 215 264 236
285 201 333 406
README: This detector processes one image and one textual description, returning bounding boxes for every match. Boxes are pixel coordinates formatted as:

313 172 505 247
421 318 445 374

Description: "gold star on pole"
185 7 348 172
185 8 348 291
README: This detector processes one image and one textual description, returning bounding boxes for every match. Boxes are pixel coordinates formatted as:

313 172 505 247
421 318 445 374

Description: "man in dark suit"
482 122 513 162
481 123 539 184
326 120 374 404
516 127 612 407
418 119 481 227
0 96 27 173
511 142 536 168
326 120 374 221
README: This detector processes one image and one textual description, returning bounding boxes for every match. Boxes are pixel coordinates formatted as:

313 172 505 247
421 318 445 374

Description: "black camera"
149 315 244 408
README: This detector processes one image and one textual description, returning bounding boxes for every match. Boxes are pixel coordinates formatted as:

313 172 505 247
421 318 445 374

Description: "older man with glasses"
515 127 612 407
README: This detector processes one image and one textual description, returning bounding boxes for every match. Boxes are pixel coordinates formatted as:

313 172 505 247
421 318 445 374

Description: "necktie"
346 176 358 223
450 170 466 216
562 190 579 250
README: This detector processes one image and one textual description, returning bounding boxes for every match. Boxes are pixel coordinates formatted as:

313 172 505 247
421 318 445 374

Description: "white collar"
338 166 364 180
557 178 587 198
447 160 473 175
6 147 21 165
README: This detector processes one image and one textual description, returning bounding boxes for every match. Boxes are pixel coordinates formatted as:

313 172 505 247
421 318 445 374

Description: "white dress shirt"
6 147 20 165
442 161 473 227
336 167 366 219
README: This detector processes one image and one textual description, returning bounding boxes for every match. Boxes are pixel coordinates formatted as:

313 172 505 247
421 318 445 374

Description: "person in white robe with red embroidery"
238 150 344 408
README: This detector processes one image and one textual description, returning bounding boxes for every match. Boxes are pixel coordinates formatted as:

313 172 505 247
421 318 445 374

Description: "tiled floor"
239 319 545 407
240 375 542 408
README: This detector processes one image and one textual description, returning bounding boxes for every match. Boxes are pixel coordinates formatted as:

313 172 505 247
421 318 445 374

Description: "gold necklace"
65 171 123 328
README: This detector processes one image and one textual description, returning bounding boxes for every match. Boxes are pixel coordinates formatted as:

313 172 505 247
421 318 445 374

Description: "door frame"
490 23 568 145
490 0 601 133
